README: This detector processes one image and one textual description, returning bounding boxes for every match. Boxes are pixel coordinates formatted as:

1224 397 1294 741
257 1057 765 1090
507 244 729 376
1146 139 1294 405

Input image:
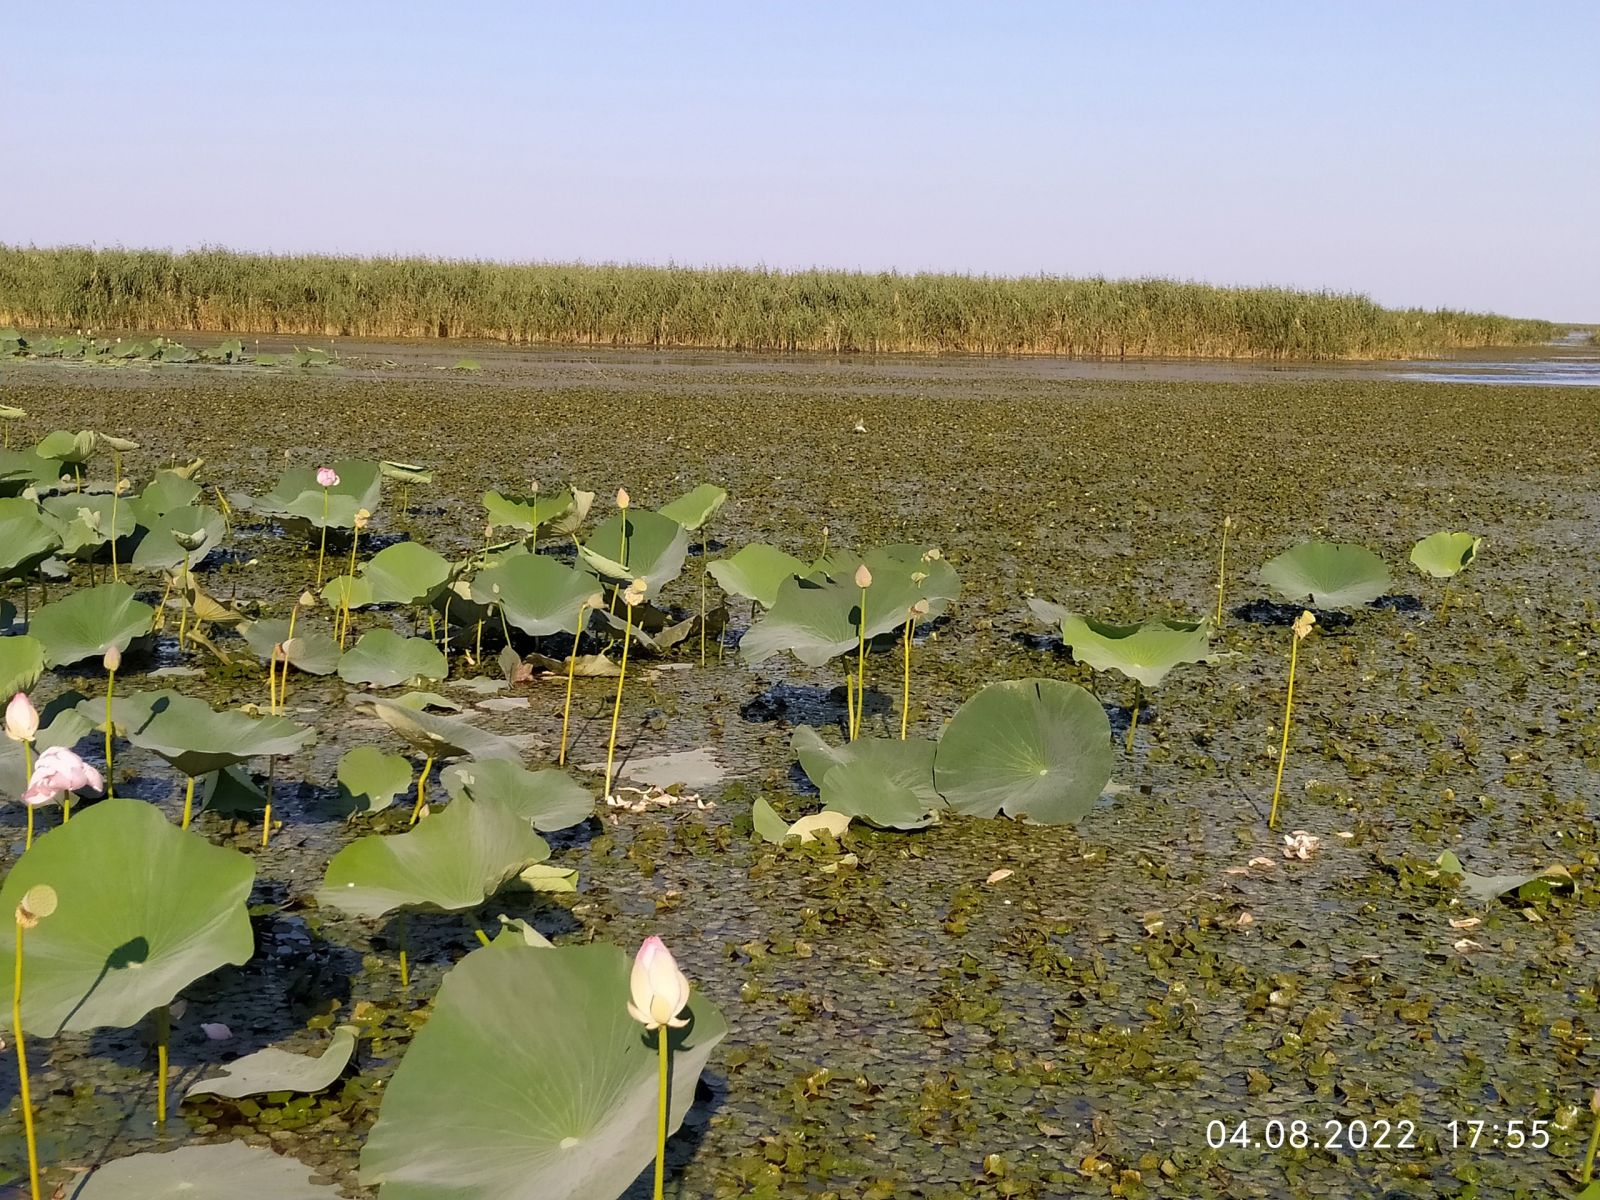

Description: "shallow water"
2 342 1599 1199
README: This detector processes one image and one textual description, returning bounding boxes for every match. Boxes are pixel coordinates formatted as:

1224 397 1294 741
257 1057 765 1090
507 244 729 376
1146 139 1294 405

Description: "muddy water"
1 343 1598 1199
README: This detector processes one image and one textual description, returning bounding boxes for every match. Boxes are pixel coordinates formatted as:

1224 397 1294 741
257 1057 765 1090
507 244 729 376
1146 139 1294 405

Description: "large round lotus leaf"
0 497 63 578
1053 613 1215 689
934 679 1115 825
106 689 314 777
355 694 521 760
470 555 599 637
1257 541 1391 608
41 493 138 556
821 752 943 830
338 629 447 689
483 488 585 535
656 483 728 531
709 543 811 609
360 942 728 1200
127 470 203 520
790 726 942 808
127 505 227 570
317 796 550 920
240 617 341 675
1410 531 1483 579
442 758 594 832
360 541 451 606
577 511 689 597
185 1025 358 1100
254 459 383 529
0 799 255 1035
337 745 414 813
29 581 155 667
739 576 860 667
0 633 45 696
73 1142 341 1200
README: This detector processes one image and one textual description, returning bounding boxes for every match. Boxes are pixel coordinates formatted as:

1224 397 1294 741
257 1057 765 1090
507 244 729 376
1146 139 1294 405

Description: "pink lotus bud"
626 936 691 1031
854 564 873 589
316 467 340 488
616 487 630 510
21 746 105 808
5 693 39 743
103 645 122 672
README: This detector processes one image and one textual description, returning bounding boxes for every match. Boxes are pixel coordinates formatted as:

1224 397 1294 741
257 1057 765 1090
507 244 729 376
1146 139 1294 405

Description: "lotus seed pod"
354 508 371 531
585 592 606 611
102 644 122 672
616 487 630 510
623 578 648 608
855 565 873 589
16 883 57 928
1292 610 1315 640
911 598 931 617
299 590 317 608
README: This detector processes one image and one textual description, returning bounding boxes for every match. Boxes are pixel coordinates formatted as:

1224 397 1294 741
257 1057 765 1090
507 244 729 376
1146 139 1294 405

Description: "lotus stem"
603 604 635 800
698 528 709 669
845 673 855 740
154 570 174 633
338 525 361 649
1126 686 1142 753
181 775 196 829
1581 1089 1600 1182
1215 515 1232 626
398 913 410 988
109 451 122 582
474 618 484 667
104 667 115 799
408 754 435 825
214 484 233 536
268 643 279 714
473 929 491 948
176 551 191 653
398 483 409 522
13 908 41 1200
154 1004 170 1125
1269 612 1314 829
852 582 869 740
313 487 331 589
653 1026 670 1200
279 603 300 710
559 607 584 766
262 759 274 848
441 593 454 677
1439 582 1451 622
23 742 34 849
900 613 915 739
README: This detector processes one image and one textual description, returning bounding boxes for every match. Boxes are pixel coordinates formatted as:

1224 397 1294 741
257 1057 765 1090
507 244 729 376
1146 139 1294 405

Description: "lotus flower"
627 936 691 1031
5 692 38 743
854 564 873 589
316 467 340 488
21 745 104 808
616 487 630 511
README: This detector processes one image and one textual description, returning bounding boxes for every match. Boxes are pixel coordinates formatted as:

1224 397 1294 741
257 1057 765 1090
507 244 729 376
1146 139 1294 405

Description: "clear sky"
5 2 1596 319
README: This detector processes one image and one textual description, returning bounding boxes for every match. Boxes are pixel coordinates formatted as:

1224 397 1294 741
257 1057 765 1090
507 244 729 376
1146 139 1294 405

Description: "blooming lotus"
21 746 104 808
5 692 38 743
316 467 340 488
627 936 691 1031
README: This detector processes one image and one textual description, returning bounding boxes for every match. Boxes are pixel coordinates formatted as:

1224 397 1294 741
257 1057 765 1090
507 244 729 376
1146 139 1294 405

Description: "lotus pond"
1 342 1598 1200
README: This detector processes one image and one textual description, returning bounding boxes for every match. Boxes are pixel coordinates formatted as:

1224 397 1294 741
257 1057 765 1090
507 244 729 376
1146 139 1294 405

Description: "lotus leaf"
0 633 45 695
253 459 383 528
934 678 1115 825
441 757 594 831
1410 531 1483 579
354 694 521 761
72 1141 340 1200
318 795 550 919
107 689 314 777
321 572 375 610
381 460 433 485
41 493 137 556
198 764 270 816
518 862 580 892
708 543 811 609
358 541 452 606
127 506 227 570
1258 541 1391 608
577 510 689 598
338 745 414 813
1044 611 1216 688
0 799 254 1034
360 942 727 1200
0 497 63 578
752 797 852 845
822 754 942 830
471 554 599 637
34 429 97 465
185 1025 359 1100
29 581 155 667
1435 851 1573 904
656 483 728 531
483 488 586 536
338 629 447 688
128 471 203 519
492 915 554 948
241 617 341 675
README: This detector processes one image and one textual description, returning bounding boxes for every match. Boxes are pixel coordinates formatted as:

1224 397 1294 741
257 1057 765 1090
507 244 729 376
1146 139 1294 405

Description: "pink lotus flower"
21 746 104 809
627 936 691 1031
316 467 340 488
5 693 38 743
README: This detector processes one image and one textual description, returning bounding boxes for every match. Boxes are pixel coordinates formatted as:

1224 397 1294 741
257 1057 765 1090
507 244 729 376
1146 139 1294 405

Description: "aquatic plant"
335 507 371 646
360 941 727 1200
20 744 103 829
482 485 593 540
12 882 55 1200
708 543 811 609
247 459 383 538
0 637 45 704
579 509 689 602
1258 540 1391 608
71 1141 341 1199
441 757 594 831
628 936 692 1200
352 694 519 823
101 645 120 795
1215 515 1233 624
1410 530 1484 617
791 726 944 830
185 1023 358 1101
336 745 414 814
0 497 62 581
381 459 433 519
28 580 155 668
603 578 648 800
657 483 728 665
337 628 447 689
900 597 930 738
1268 610 1315 830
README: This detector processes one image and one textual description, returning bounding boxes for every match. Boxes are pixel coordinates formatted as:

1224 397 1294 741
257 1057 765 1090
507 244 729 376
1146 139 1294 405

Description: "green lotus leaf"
72 1141 341 1200
185 1025 359 1100
252 459 383 527
0 497 63 578
29 581 155 667
337 745 414 813
1049 612 1216 689
492 915 554 948
127 505 227 570
317 795 550 919
708 544 811 609
127 471 203 520
751 797 851 845
656 483 728 531
360 942 727 1200
321 573 375 611
441 758 594 832
380 460 433 485
104 689 313 777
577 511 689 598
0 799 254 1034
790 727 942 811
240 618 341 675
738 575 858 667
197 764 270 816
0 633 45 696
1434 851 1571 904
41 493 137 556
821 752 943 830
934 678 1115 825
483 488 585 536
751 796 793 844
518 862 579 892
814 544 962 617
1410 531 1483 579
1258 541 1391 608
470 554 600 638
354 694 521 760
359 541 452 606
35 429 97 465
338 629 447 689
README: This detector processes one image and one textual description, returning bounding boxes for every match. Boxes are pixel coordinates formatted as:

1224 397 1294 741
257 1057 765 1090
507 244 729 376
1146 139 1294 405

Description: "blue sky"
5 2 1596 318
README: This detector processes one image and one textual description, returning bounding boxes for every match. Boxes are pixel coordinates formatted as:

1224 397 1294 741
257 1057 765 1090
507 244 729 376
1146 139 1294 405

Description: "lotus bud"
102 645 122 672
626 936 692 1031
15 883 57 930
299 590 317 608
910 598 931 618
854 564 872 589
116 477 133 496
530 478 540 495
354 508 371 531
1592 1087 1600 1115
316 467 340 488
6 693 39 743
623 578 648 608
1223 515 1234 530
616 487 630 511
172 527 208 552
1292 610 1315 640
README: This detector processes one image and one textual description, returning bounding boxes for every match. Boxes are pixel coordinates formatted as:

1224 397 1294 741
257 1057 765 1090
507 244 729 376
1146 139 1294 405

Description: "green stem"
698 527 709 668
852 585 868 740
473 929 491 948
1214 518 1229 626
154 1005 170 1125
14 917 41 1200
559 607 583 766
181 775 196 829
398 913 410 988
900 614 915 740
314 488 331 589
1126 688 1141 754
1582 1102 1600 1183
110 452 121 582
23 742 34 849
176 552 191 653
262 757 276 848
408 755 434 824
1268 635 1300 830
104 667 115 798
604 606 634 799
654 1026 669 1200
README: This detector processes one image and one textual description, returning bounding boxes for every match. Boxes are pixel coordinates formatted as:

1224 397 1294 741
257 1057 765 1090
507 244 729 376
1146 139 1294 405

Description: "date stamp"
1204 1117 1552 1153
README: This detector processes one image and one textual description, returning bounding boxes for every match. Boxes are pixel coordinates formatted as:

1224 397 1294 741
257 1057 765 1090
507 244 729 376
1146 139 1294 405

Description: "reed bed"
0 244 1559 360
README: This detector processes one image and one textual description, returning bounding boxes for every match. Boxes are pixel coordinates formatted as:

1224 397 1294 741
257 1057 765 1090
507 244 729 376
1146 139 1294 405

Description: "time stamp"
1204 1117 1553 1153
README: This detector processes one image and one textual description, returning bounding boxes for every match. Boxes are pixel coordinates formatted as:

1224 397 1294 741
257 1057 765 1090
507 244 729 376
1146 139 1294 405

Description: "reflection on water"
1386 344 1600 388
